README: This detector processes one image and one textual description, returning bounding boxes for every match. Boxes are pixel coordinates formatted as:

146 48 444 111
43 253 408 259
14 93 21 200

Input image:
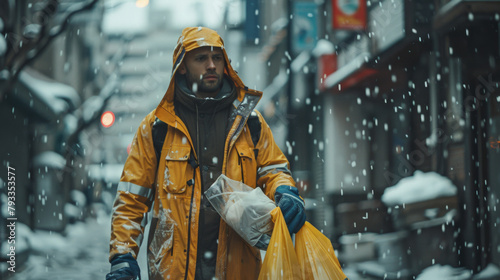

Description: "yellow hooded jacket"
109 27 295 280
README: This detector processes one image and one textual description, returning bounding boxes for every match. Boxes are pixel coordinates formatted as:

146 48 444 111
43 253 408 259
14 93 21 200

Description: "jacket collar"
174 74 236 113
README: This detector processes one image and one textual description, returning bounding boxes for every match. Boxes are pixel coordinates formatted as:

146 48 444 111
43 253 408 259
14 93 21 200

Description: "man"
106 27 306 280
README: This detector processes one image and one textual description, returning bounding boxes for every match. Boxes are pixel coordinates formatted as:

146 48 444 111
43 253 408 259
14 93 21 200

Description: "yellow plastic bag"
296 222 348 280
258 208 302 280
259 209 348 280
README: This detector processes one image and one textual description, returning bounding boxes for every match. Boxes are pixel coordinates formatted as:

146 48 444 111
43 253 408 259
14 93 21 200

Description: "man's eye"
196 56 206 61
213 55 223 61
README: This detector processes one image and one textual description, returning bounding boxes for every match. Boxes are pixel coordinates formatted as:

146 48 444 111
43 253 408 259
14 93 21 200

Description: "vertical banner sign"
332 0 367 30
318 53 337 91
293 2 318 53
245 0 260 43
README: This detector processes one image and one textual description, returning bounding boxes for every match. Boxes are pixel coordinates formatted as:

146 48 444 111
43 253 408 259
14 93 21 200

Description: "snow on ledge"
19 68 80 114
416 264 471 280
33 151 66 169
312 39 334 58
382 170 457 206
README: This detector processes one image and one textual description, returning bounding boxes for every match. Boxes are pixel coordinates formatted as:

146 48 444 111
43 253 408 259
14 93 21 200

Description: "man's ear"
178 63 186 74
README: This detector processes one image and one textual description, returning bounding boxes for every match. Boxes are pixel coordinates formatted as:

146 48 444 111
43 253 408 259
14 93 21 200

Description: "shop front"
433 0 500 272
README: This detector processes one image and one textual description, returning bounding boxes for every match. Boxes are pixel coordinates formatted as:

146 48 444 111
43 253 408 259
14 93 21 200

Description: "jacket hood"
155 26 261 124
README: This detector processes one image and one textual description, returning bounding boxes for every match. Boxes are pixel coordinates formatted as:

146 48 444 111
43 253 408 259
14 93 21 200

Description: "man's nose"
207 58 216 70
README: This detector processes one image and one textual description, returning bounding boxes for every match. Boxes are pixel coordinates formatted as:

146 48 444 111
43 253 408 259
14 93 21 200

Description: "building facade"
241 0 500 278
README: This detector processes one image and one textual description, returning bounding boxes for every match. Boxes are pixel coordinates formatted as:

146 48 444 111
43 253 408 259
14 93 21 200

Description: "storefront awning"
434 0 500 32
324 53 377 93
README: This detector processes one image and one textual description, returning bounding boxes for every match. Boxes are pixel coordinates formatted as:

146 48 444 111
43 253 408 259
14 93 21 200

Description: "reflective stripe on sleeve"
110 262 130 272
117 181 153 199
258 163 291 177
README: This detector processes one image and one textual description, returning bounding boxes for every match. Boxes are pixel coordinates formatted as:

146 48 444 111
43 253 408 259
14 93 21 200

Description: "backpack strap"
152 117 168 165
247 111 261 158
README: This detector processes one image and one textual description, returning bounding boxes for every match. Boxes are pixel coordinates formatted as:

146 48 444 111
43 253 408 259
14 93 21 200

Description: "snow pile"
19 69 80 114
29 228 69 253
474 264 500 279
382 171 457 206
9 219 112 279
416 264 471 280
312 39 335 58
0 222 31 254
33 151 66 169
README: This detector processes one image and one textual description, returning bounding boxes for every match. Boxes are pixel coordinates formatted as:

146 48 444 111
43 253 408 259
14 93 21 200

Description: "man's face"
179 46 225 98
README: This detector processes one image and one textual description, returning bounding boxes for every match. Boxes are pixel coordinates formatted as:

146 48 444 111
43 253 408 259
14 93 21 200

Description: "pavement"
6 213 114 280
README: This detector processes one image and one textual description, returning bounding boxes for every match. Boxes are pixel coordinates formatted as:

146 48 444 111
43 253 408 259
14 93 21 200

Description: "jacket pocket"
162 145 192 194
235 142 257 187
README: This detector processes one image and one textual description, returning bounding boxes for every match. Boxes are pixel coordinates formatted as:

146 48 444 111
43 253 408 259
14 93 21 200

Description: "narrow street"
7 210 150 280
8 214 114 279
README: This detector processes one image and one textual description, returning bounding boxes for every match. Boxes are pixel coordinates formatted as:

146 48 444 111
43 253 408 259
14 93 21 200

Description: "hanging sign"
332 0 367 30
318 53 337 91
293 2 319 53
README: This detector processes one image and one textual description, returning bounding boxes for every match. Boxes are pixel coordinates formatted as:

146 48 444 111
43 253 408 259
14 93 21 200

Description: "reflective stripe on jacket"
109 27 295 280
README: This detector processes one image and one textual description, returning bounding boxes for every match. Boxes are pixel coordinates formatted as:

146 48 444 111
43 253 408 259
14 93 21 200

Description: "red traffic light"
101 111 115 128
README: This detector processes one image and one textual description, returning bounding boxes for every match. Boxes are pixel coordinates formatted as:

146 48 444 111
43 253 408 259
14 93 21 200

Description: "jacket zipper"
184 175 195 280
184 104 200 280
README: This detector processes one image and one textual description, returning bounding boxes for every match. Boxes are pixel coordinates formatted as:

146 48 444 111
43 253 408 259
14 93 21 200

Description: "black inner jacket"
174 73 237 280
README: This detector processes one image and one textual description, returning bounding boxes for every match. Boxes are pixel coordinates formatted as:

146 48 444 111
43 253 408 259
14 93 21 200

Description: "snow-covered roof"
381 170 457 205
312 39 335 58
33 151 66 169
324 52 370 89
17 68 80 118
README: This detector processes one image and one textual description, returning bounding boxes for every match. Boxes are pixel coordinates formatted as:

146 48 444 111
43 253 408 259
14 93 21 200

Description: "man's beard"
186 70 222 94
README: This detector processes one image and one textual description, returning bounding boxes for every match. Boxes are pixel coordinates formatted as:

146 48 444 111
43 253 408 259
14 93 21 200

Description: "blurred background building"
0 0 499 279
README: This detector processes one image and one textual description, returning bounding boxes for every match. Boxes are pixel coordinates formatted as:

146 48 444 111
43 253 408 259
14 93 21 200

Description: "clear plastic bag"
207 175 348 279
204 174 276 247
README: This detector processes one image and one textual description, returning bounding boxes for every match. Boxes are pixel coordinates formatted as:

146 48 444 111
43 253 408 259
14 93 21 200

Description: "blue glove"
274 185 306 235
255 233 271 250
106 253 141 280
